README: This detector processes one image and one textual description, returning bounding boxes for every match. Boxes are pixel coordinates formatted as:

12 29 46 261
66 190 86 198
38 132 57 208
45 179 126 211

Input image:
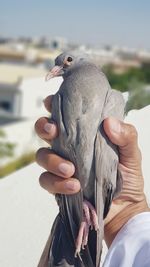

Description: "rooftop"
0 44 61 64
0 63 46 84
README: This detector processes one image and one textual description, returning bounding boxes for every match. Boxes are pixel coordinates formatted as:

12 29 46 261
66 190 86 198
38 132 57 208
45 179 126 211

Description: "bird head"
45 51 88 80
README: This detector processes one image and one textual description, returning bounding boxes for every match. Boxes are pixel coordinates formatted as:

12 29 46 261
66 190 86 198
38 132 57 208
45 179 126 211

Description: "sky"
0 0 150 49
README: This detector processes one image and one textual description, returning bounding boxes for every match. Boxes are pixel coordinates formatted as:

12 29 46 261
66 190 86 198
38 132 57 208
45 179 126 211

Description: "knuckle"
122 122 138 141
39 172 58 194
34 117 44 131
35 147 46 162
34 120 39 133
39 172 47 188
127 124 138 140
35 117 50 130
39 173 44 187
44 95 52 111
138 148 142 161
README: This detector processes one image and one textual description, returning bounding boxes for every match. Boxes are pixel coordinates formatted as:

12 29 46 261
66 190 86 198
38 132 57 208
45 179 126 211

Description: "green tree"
103 64 150 92
126 80 150 112
142 63 150 83
0 129 16 159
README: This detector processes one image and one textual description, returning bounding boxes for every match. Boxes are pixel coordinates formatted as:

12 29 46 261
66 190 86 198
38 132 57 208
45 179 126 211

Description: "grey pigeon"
44 51 125 267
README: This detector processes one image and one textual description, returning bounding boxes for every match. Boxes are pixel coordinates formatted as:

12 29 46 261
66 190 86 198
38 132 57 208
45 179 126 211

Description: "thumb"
103 117 142 171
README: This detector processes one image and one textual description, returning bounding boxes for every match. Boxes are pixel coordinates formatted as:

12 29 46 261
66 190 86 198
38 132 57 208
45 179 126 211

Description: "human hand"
35 96 81 194
102 117 149 246
35 96 149 246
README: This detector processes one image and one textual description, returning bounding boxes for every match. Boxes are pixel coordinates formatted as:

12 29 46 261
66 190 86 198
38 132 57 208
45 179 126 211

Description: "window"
0 101 11 112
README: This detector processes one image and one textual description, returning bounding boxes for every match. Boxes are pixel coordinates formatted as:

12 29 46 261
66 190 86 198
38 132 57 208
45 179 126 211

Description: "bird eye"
67 56 73 62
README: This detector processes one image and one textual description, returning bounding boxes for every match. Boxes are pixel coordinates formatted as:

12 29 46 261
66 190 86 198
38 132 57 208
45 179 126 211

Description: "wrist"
104 198 150 247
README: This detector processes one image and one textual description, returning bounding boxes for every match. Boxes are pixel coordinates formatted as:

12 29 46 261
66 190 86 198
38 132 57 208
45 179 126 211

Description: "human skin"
35 96 150 248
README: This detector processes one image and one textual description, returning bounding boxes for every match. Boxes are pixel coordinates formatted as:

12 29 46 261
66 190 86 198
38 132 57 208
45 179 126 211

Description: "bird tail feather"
47 192 97 267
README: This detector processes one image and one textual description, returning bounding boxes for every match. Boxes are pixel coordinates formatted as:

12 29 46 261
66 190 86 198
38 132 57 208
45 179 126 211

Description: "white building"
19 76 62 119
0 63 63 122
0 63 62 165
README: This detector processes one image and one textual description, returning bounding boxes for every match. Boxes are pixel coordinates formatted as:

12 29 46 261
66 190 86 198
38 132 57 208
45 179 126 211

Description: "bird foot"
74 200 99 258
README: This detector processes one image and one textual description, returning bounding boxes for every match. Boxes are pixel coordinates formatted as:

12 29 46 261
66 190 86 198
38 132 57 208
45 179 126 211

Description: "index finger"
43 95 53 112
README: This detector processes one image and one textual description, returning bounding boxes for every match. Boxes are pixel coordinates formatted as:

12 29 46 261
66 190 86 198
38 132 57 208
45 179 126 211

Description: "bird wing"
52 89 84 238
51 89 94 266
51 78 104 266
94 90 125 267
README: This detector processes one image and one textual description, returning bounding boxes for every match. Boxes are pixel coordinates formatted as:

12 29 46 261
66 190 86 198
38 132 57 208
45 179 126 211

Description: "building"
0 63 63 165
0 44 61 64
0 63 63 123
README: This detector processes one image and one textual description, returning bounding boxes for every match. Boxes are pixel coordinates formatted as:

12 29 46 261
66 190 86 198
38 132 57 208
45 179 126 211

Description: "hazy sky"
1 0 150 49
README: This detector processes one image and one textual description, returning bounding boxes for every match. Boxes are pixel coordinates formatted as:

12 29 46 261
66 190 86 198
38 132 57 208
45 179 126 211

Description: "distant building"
0 44 60 64
0 63 63 165
0 63 44 123
50 37 68 51
110 59 141 74
0 63 62 124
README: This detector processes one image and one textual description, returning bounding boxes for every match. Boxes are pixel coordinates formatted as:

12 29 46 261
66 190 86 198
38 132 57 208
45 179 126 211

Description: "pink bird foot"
74 200 99 258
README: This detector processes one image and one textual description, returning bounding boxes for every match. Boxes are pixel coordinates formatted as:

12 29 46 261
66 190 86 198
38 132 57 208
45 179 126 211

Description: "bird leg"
75 200 99 258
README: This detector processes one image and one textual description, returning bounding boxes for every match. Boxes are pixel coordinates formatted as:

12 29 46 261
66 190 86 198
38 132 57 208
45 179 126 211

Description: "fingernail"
65 181 77 191
44 123 54 134
110 119 121 133
58 163 73 175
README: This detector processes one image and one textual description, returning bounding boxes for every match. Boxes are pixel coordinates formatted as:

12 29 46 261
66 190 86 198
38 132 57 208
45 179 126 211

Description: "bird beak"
45 66 63 81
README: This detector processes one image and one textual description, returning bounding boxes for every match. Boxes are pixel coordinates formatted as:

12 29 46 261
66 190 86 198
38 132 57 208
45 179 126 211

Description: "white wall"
0 77 63 166
0 119 44 166
20 77 63 119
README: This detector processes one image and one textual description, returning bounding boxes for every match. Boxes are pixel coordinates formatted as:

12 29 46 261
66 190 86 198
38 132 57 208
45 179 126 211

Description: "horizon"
1 0 150 49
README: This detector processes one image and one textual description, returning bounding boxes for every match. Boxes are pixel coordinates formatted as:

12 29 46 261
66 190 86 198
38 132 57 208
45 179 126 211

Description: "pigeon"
44 51 125 267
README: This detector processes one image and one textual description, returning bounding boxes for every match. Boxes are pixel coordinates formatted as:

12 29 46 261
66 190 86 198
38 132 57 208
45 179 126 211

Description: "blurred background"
0 1 150 266
0 0 150 177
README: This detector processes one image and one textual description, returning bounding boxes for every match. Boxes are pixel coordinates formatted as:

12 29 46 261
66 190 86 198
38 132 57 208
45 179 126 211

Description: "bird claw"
74 200 99 258
74 250 83 262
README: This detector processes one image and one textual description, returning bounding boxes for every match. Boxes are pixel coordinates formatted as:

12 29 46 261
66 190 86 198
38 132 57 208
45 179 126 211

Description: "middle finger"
36 148 75 178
